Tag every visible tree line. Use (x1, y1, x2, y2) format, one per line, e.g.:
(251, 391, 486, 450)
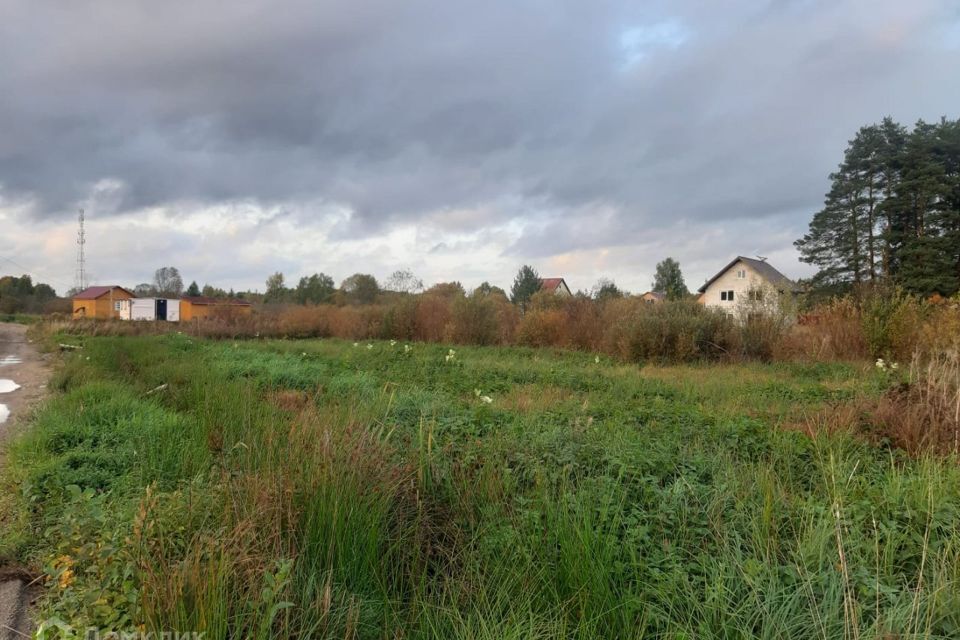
(1, 255, 692, 316)
(796, 116, 960, 297)
(258, 259, 691, 309)
(0, 275, 61, 314)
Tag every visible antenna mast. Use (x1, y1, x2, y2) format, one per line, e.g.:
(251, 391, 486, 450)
(75, 208, 87, 291)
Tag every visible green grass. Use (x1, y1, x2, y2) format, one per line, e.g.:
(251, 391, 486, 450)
(4, 334, 960, 639)
(0, 312, 42, 324)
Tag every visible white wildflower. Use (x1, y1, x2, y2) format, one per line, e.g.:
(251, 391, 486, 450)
(594, 355, 600, 364)
(875, 358, 886, 371)
(404, 344, 412, 353)
(367, 344, 373, 350)
(480, 395, 493, 404)
(353, 342, 359, 347)
(445, 348, 457, 363)
(890, 362, 899, 370)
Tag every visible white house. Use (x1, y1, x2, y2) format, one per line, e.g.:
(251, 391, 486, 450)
(539, 278, 572, 296)
(698, 256, 797, 315)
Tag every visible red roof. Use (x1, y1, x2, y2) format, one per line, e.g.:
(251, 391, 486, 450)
(539, 278, 568, 292)
(72, 286, 135, 300)
(182, 296, 252, 306)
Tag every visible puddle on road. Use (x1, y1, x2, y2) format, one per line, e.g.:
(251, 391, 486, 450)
(0, 379, 20, 393)
(0, 404, 8, 423)
(0, 355, 23, 366)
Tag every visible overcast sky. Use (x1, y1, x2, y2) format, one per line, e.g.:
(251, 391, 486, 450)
(2, 1, 958, 295)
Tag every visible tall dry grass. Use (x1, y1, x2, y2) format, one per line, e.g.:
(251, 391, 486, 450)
(45, 290, 960, 365)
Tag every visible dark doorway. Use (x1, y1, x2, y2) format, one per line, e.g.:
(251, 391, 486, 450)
(156, 298, 168, 321)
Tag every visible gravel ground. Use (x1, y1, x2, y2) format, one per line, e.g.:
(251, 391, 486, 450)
(0, 322, 51, 639)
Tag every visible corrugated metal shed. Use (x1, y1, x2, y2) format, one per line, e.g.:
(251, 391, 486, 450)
(130, 298, 156, 321)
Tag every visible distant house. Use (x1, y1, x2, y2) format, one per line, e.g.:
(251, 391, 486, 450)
(72, 286, 136, 319)
(180, 296, 253, 321)
(539, 278, 572, 296)
(698, 256, 797, 315)
(640, 291, 665, 304)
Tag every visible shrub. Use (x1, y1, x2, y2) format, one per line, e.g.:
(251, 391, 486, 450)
(599, 297, 647, 358)
(612, 300, 736, 362)
(561, 296, 603, 351)
(328, 306, 384, 340)
(860, 286, 925, 359)
(516, 309, 567, 348)
(449, 295, 500, 346)
(381, 297, 419, 340)
(414, 295, 452, 342)
(276, 305, 332, 338)
(918, 299, 960, 353)
(781, 297, 866, 360)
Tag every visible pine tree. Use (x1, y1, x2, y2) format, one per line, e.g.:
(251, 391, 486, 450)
(795, 161, 871, 292)
(510, 265, 541, 311)
(798, 117, 960, 297)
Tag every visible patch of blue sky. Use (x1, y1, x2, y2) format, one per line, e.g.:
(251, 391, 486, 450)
(619, 19, 691, 68)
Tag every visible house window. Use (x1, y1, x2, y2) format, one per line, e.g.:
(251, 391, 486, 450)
(748, 290, 764, 302)
(114, 301, 123, 311)
(720, 290, 735, 301)
(736, 269, 746, 279)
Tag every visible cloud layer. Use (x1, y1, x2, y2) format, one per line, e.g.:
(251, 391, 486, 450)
(2, 0, 959, 293)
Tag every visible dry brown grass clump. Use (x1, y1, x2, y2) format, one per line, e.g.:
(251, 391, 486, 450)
(797, 350, 960, 457)
(499, 384, 575, 413)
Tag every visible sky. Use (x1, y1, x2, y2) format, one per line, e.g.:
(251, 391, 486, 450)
(2, 0, 959, 296)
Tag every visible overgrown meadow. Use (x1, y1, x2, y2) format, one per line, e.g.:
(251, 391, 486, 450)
(3, 334, 960, 639)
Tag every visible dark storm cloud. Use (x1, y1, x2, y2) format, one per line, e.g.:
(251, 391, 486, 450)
(2, 0, 959, 256)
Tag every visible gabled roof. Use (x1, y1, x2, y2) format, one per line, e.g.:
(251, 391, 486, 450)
(72, 285, 136, 300)
(697, 256, 795, 293)
(641, 291, 665, 300)
(539, 277, 569, 292)
(182, 296, 252, 306)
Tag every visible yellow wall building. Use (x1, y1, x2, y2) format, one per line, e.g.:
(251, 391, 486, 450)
(179, 296, 253, 321)
(72, 286, 136, 319)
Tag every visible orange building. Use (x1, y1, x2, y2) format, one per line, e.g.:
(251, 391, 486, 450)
(72, 286, 136, 319)
(179, 296, 253, 321)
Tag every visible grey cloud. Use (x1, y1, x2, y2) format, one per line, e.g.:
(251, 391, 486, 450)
(1, 0, 958, 263)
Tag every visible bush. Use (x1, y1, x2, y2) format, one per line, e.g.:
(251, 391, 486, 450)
(516, 309, 567, 348)
(275, 305, 332, 338)
(860, 286, 925, 359)
(328, 306, 384, 340)
(381, 297, 419, 340)
(609, 300, 736, 362)
(449, 295, 501, 346)
(414, 295, 452, 342)
(561, 296, 603, 351)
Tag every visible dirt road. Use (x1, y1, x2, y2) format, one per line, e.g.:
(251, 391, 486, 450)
(0, 323, 50, 437)
(0, 322, 49, 639)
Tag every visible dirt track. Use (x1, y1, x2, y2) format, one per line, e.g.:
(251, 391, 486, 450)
(0, 323, 50, 437)
(0, 322, 49, 639)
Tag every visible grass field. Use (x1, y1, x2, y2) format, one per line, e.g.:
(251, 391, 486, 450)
(4, 334, 960, 639)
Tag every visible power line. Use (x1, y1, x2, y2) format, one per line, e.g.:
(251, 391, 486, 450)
(0, 255, 75, 294)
